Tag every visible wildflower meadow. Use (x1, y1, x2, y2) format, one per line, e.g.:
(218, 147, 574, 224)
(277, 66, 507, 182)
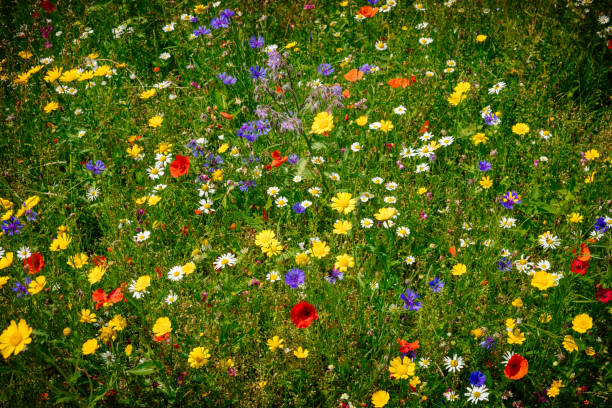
(1, 0, 612, 406)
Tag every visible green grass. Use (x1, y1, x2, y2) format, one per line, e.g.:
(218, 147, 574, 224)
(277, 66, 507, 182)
(0, 0, 611, 406)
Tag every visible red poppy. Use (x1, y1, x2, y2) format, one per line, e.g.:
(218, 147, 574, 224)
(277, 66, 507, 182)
(93, 255, 107, 267)
(220, 112, 233, 120)
(573, 243, 591, 262)
(396, 338, 420, 353)
(264, 150, 287, 171)
(153, 333, 170, 343)
(571, 258, 589, 275)
(24, 253, 44, 274)
(448, 246, 457, 257)
(504, 354, 528, 380)
(359, 5, 378, 18)
(41, 1, 55, 12)
(419, 120, 429, 133)
(595, 285, 612, 303)
(92, 287, 125, 309)
(290, 301, 319, 328)
(170, 155, 190, 178)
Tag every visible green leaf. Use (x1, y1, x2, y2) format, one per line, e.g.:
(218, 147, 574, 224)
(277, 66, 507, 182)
(127, 361, 158, 376)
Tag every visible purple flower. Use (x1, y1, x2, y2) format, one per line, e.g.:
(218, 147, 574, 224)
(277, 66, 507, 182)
(237, 120, 270, 142)
(190, 16, 198, 23)
(12, 278, 30, 299)
(249, 35, 264, 49)
(292, 203, 305, 214)
(469, 371, 486, 386)
(498, 257, 512, 272)
(428, 278, 444, 293)
(220, 9, 235, 20)
(249, 65, 266, 79)
(193, 26, 211, 37)
(400, 289, 422, 311)
(1, 216, 24, 236)
(359, 63, 372, 74)
(217, 72, 237, 85)
(594, 217, 608, 232)
(480, 336, 496, 350)
(284, 268, 305, 289)
(500, 191, 521, 210)
(325, 268, 344, 284)
(484, 113, 500, 126)
(85, 160, 106, 174)
(317, 63, 334, 76)
(210, 17, 229, 29)
(288, 154, 299, 165)
(201, 292, 209, 303)
(478, 161, 491, 171)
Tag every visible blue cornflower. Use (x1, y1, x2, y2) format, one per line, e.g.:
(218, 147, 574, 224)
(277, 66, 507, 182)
(249, 65, 266, 80)
(469, 371, 487, 386)
(367, 0, 379, 4)
(478, 161, 492, 171)
(400, 289, 422, 311)
(12, 278, 30, 299)
(325, 268, 344, 284)
(594, 217, 608, 232)
(217, 72, 237, 85)
(85, 160, 106, 174)
(359, 63, 372, 74)
(285, 268, 305, 289)
(186, 139, 205, 157)
(500, 191, 521, 210)
(1, 216, 24, 236)
(249, 35, 264, 49)
(237, 120, 270, 142)
(220, 9, 235, 20)
(428, 278, 444, 293)
(288, 154, 299, 165)
(498, 257, 512, 272)
(317, 63, 334, 76)
(210, 17, 229, 29)
(484, 113, 500, 126)
(238, 180, 256, 192)
(292, 203, 305, 214)
(480, 336, 496, 350)
(193, 26, 211, 37)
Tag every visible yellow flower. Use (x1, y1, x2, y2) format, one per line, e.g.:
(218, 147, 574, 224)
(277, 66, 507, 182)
(88, 266, 106, 285)
(547, 386, 560, 398)
(310, 241, 330, 259)
(585, 346, 595, 356)
(211, 169, 223, 182)
(447, 91, 466, 106)
(379, 120, 394, 133)
(539, 313, 552, 323)
(188, 347, 210, 368)
(49, 233, 71, 251)
(182, 262, 196, 275)
(476, 34, 487, 42)
(148, 115, 163, 128)
(18, 51, 33, 59)
(82, 339, 99, 355)
(512, 123, 530, 135)
(59, 68, 79, 82)
(505, 318, 516, 330)
(44, 67, 63, 83)
(125, 344, 133, 356)
(0, 276, 9, 289)
(567, 212, 583, 223)
(410, 376, 421, 388)
(152, 317, 172, 337)
(584, 149, 599, 161)
(479, 176, 493, 189)
(0, 198, 13, 211)
(374, 207, 397, 221)
(98, 326, 116, 342)
(79, 309, 97, 323)
(531, 270, 555, 291)
(285, 41, 297, 49)
(389, 356, 415, 379)
(333, 220, 352, 235)
(126, 144, 143, 159)
(417, 187, 428, 195)
(262, 240, 283, 257)
(255, 230, 276, 247)
(27, 276, 46, 295)
(334, 254, 355, 272)
(13, 72, 31, 85)
(62, 327, 71, 336)
(293, 346, 309, 358)
(512, 298, 523, 308)
(472, 133, 488, 145)
(331, 192, 356, 214)
(355, 115, 368, 126)
(454, 82, 471, 93)
(77, 70, 94, 81)
(295, 252, 310, 266)
(371, 390, 390, 408)
(266, 336, 284, 351)
(470, 328, 484, 339)
(0, 253, 13, 270)
(507, 329, 526, 345)
(94, 65, 111, 77)
(140, 89, 157, 99)
(133, 275, 151, 292)
(562, 335, 578, 352)
(44, 101, 59, 113)
(572, 313, 593, 334)
(311, 111, 334, 135)
(340, 1, 349, 6)
(451, 263, 467, 276)
(218, 143, 229, 154)
(0, 319, 33, 359)
(147, 195, 161, 206)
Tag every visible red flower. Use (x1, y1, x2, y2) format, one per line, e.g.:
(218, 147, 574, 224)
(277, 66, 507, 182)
(24, 253, 44, 274)
(359, 5, 378, 18)
(169, 155, 190, 178)
(396, 338, 420, 353)
(93, 255, 107, 267)
(290, 301, 318, 328)
(41, 1, 55, 12)
(504, 354, 528, 380)
(264, 150, 287, 171)
(92, 287, 125, 309)
(595, 285, 612, 303)
(571, 258, 589, 275)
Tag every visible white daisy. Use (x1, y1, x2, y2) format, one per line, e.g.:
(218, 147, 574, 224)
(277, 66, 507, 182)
(360, 218, 374, 228)
(308, 187, 321, 197)
(350, 142, 361, 152)
(415, 163, 430, 173)
(213, 252, 237, 270)
(133, 230, 151, 243)
(396, 226, 410, 238)
(465, 385, 489, 404)
(499, 217, 516, 228)
(443, 354, 465, 373)
(393, 105, 406, 115)
(159, 52, 171, 60)
(267, 186, 280, 197)
(165, 292, 178, 304)
(16, 247, 31, 260)
(267, 271, 281, 282)
(86, 187, 100, 201)
(198, 198, 214, 214)
(167, 266, 184, 281)
(275, 196, 288, 207)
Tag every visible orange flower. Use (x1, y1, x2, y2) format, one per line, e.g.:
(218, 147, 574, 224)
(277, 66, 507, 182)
(169, 155, 190, 178)
(220, 112, 233, 120)
(388, 75, 417, 88)
(397, 338, 420, 353)
(504, 354, 528, 380)
(359, 5, 378, 18)
(344, 69, 364, 82)
(448, 246, 457, 257)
